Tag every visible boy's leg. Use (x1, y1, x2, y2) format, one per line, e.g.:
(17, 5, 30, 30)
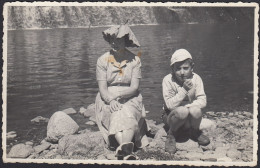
(189, 106, 202, 130)
(165, 106, 189, 154)
(189, 106, 210, 146)
(168, 106, 189, 134)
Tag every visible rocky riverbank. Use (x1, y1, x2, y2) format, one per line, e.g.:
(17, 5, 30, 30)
(7, 104, 254, 162)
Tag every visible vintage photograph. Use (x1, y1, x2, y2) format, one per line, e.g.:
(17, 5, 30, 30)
(2, 2, 258, 166)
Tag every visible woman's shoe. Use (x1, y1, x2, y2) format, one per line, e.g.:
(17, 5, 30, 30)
(115, 142, 134, 160)
(123, 154, 137, 160)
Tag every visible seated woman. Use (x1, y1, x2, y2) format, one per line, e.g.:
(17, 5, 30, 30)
(95, 24, 148, 160)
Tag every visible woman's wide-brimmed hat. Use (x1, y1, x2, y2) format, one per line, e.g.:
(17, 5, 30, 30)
(102, 24, 140, 48)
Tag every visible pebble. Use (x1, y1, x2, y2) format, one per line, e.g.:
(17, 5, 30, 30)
(89, 116, 96, 123)
(33, 142, 51, 154)
(184, 152, 203, 161)
(55, 154, 62, 159)
(227, 149, 241, 159)
(97, 154, 107, 160)
(62, 108, 77, 115)
(228, 112, 234, 117)
(79, 107, 87, 115)
(237, 114, 245, 119)
(106, 153, 117, 160)
(206, 111, 216, 116)
(7, 131, 17, 139)
(220, 118, 228, 122)
(85, 121, 96, 126)
(50, 144, 59, 150)
(243, 112, 253, 118)
(31, 116, 49, 123)
(25, 141, 34, 146)
(217, 157, 233, 162)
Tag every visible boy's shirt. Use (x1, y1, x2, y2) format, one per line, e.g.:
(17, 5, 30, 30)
(162, 72, 207, 111)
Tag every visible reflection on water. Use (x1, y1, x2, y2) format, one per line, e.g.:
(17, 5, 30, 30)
(7, 23, 254, 142)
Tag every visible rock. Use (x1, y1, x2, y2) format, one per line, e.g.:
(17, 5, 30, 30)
(97, 154, 107, 160)
(217, 157, 233, 162)
(27, 153, 39, 159)
(25, 141, 33, 146)
(41, 139, 48, 144)
(85, 121, 96, 126)
(206, 111, 216, 116)
(154, 127, 167, 140)
(151, 139, 165, 149)
(243, 120, 251, 127)
(149, 141, 157, 147)
(50, 144, 59, 150)
(184, 152, 203, 161)
(89, 116, 96, 123)
(33, 142, 51, 154)
(216, 121, 226, 128)
(79, 107, 87, 115)
(31, 116, 49, 123)
(228, 112, 234, 117)
(227, 149, 241, 160)
(82, 104, 95, 118)
(220, 118, 228, 122)
(55, 154, 62, 159)
(8, 144, 34, 158)
(106, 153, 117, 160)
(58, 130, 104, 158)
(243, 112, 253, 118)
(176, 139, 199, 151)
(200, 118, 217, 130)
(62, 108, 77, 115)
(237, 114, 245, 119)
(201, 152, 226, 161)
(176, 150, 188, 156)
(201, 142, 215, 151)
(215, 146, 229, 153)
(46, 111, 79, 143)
(7, 131, 17, 140)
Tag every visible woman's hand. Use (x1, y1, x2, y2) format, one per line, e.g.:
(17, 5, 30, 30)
(109, 100, 122, 113)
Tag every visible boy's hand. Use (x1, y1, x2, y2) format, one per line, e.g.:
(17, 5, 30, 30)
(183, 79, 193, 91)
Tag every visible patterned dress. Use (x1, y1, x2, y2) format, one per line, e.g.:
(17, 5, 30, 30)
(95, 50, 148, 149)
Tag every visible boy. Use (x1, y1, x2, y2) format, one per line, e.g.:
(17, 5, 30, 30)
(162, 49, 210, 154)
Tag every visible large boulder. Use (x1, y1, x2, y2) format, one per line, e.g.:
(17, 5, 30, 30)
(8, 144, 34, 158)
(46, 111, 79, 143)
(57, 130, 104, 158)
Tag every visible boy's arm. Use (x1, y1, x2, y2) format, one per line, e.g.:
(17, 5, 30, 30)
(162, 77, 188, 111)
(185, 76, 207, 108)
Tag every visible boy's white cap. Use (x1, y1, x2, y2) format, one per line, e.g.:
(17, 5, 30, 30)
(170, 49, 192, 66)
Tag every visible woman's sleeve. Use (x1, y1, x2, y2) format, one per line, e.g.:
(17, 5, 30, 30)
(132, 56, 142, 79)
(96, 56, 107, 81)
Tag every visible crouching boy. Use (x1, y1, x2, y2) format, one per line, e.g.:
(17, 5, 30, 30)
(162, 49, 210, 154)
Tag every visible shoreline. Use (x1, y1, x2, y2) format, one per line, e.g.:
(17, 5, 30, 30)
(5, 105, 254, 162)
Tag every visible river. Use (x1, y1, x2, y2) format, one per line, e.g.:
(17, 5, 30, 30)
(6, 23, 254, 144)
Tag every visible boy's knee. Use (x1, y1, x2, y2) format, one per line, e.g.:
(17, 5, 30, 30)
(174, 106, 189, 120)
(189, 106, 202, 119)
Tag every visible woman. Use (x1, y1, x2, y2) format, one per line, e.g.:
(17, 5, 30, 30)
(95, 24, 148, 160)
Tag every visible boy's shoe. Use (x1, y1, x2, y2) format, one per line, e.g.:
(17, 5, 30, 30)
(165, 134, 177, 154)
(190, 129, 210, 146)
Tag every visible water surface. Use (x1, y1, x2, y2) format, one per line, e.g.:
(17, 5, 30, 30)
(7, 23, 254, 143)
